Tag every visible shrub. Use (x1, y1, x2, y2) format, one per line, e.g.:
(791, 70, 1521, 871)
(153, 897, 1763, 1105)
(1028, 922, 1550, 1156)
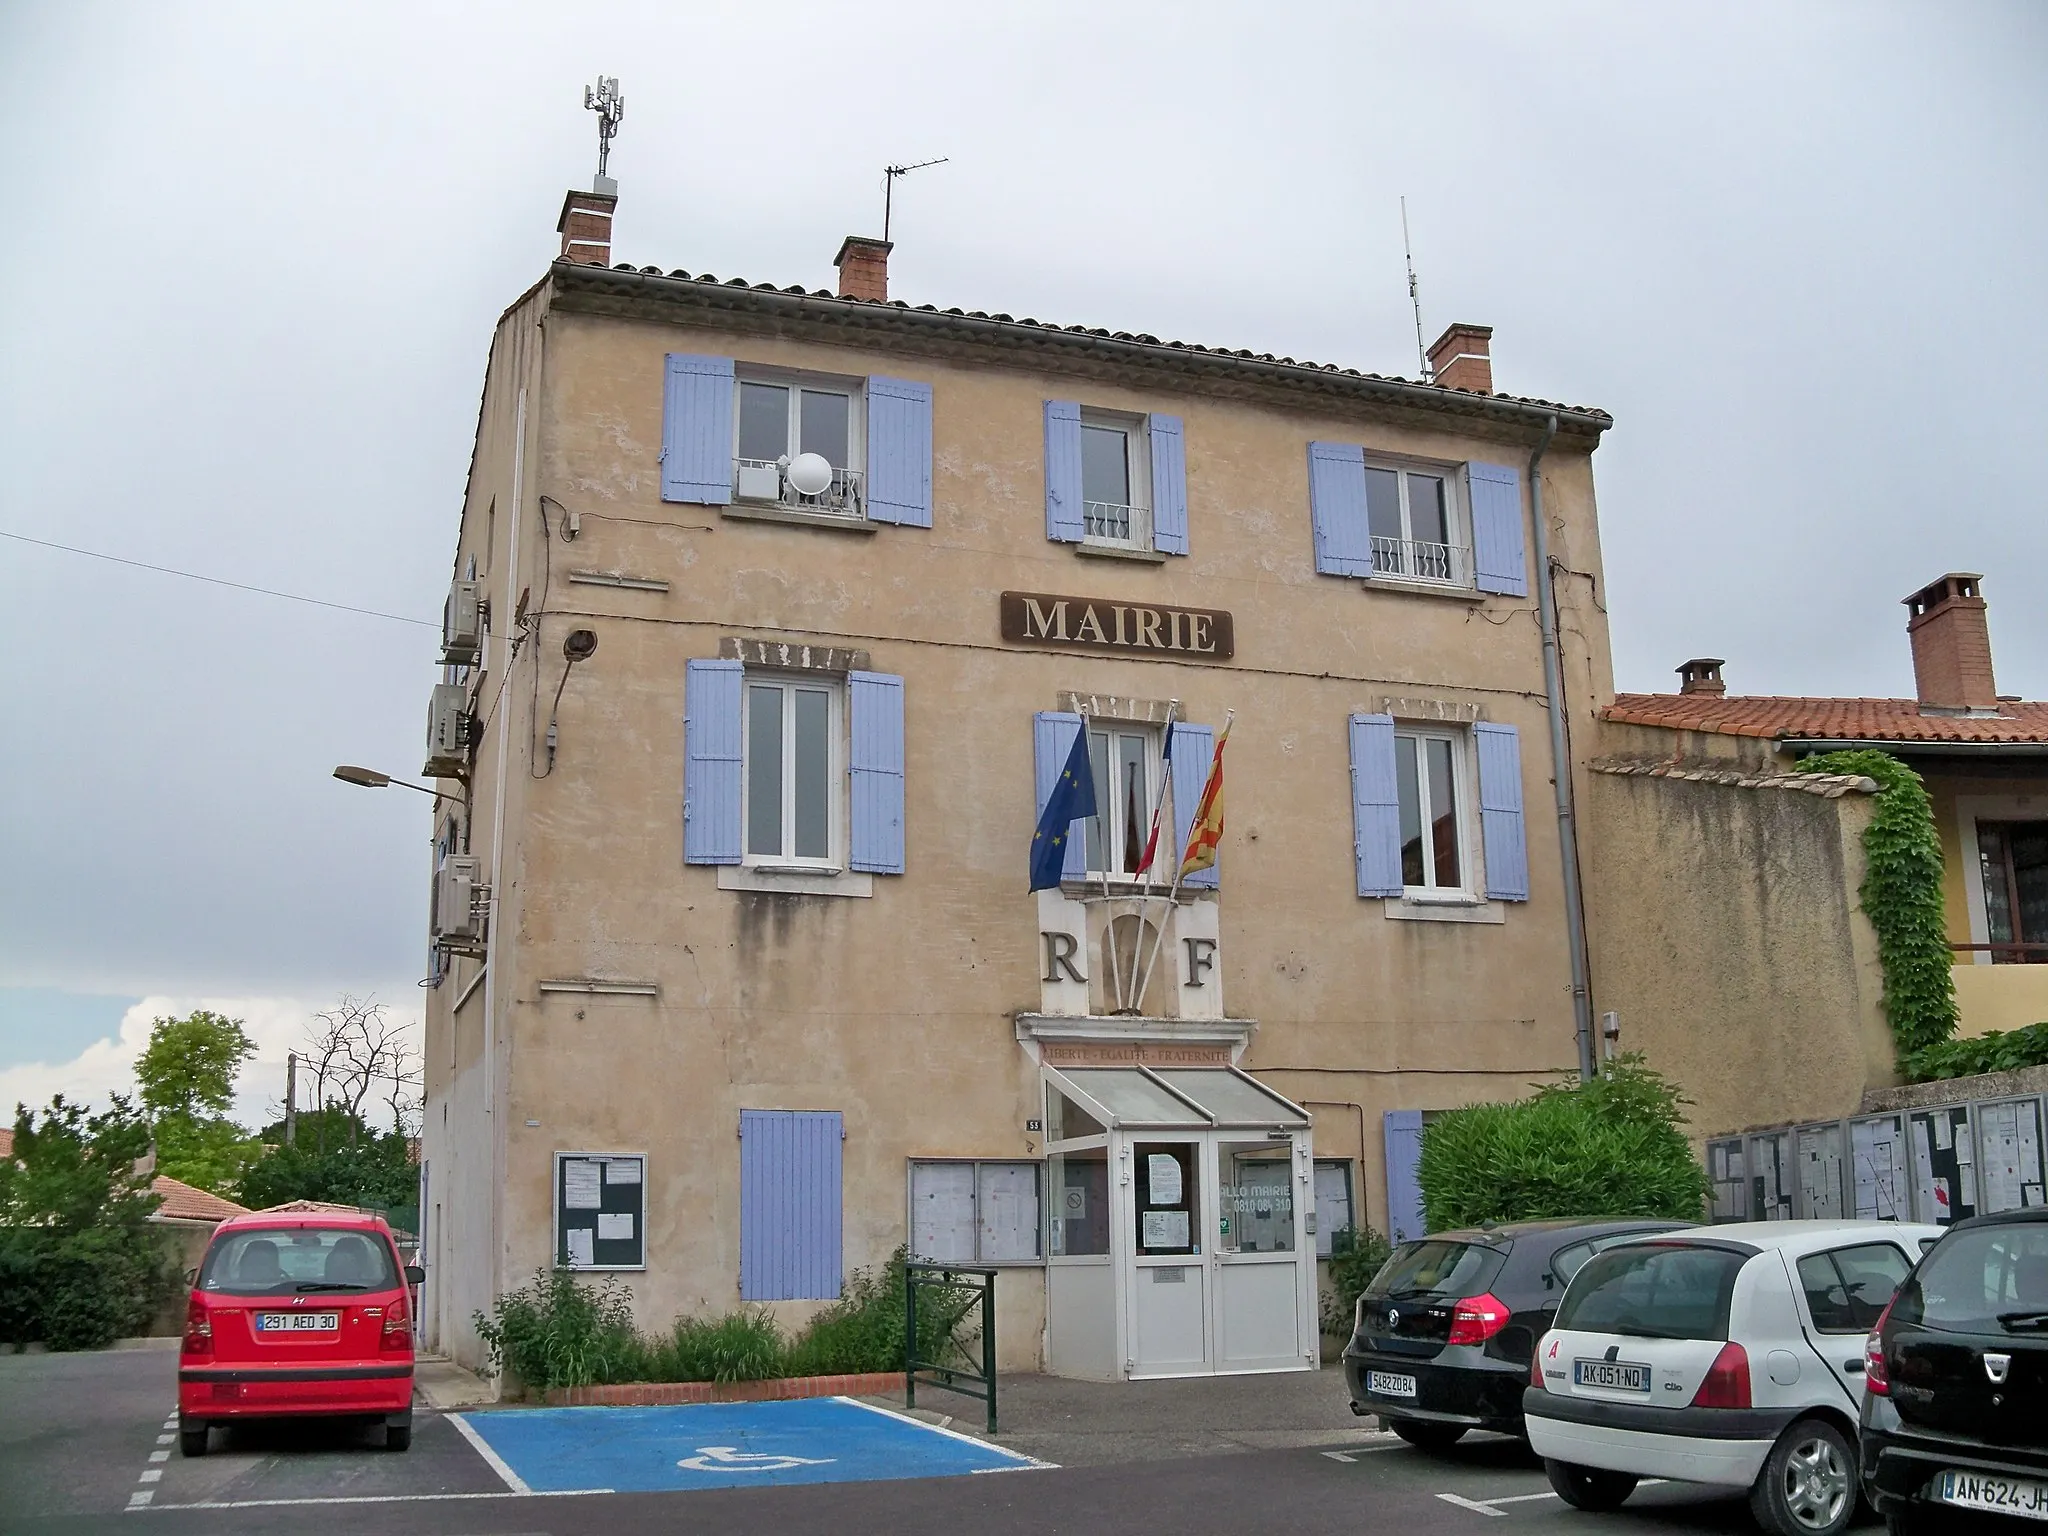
(787, 1249, 977, 1377)
(1417, 1056, 1708, 1231)
(1900, 1020, 2048, 1083)
(650, 1309, 783, 1384)
(1319, 1226, 1392, 1337)
(473, 1268, 645, 1391)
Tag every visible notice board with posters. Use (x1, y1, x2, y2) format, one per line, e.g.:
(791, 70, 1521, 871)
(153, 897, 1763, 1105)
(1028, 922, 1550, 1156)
(554, 1151, 646, 1270)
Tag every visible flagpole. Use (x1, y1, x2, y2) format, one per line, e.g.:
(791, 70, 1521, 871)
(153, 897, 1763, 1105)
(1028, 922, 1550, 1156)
(1093, 720, 1129, 1012)
(1127, 700, 1180, 1010)
(1140, 706, 1229, 1009)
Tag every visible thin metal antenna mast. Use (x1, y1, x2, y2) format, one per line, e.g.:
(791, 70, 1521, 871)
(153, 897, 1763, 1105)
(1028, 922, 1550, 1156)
(883, 157, 948, 243)
(1402, 196, 1430, 380)
(584, 76, 624, 179)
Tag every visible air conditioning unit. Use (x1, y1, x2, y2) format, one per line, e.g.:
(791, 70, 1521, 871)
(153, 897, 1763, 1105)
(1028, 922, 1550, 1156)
(442, 579, 482, 666)
(736, 463, 782, 502)
(431, 854, 487, 953)
(424, 683, 471, 778)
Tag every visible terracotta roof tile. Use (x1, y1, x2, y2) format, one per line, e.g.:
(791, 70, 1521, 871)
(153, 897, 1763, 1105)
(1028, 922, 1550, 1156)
(150, 1175, 247, 1223)
(1604, 694, 2048, 745)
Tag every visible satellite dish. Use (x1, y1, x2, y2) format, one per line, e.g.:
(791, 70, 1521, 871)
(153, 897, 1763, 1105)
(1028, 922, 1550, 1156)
(786, 452, 834, 497)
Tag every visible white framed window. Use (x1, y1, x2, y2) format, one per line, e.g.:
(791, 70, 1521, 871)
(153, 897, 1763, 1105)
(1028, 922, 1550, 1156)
(1395, 728, 1472, 895)
(1365, 459, 1471, 587)
(908, 1159, 1043, 1265)
(733, 369, 865, 518)
(1313, 1160, 1354, 1258)
(743, 673, 842, 868)
(1957, 796, 2048, 965)
(1083, 721, 1169, 878)
(1079, 409, 1151, 550)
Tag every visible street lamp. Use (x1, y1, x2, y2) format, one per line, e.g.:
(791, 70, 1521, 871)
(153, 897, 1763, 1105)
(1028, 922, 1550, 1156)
(333, 765, 463, 807)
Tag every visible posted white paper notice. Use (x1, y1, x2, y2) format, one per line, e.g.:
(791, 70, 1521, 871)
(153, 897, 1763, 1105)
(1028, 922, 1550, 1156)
(1147, 1154, 1183, 1206)
(597, 1212, 634, 1242)
(605, 1159, 642, 1185)
(563, 1159, 603, 1209)
(1142, 1209, 1190, 1249)
(566, 1227, 595, 1266)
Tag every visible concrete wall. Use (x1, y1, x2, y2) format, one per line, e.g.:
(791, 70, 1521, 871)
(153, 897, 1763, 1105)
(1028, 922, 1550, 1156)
(1583, 765, 1891, 1137)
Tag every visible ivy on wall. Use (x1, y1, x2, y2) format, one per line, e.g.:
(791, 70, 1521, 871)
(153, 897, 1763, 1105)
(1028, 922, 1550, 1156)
(1796, 749, 1958, 1059)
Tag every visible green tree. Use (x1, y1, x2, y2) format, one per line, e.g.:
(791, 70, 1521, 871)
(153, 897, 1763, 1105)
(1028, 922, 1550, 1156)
(134, 1011, 261, 1196)
(238, 1107, 415, 1213)
(0, 1095, 175, 1350)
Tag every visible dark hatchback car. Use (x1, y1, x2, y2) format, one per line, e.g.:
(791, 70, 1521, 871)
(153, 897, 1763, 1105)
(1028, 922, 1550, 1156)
(1344, 1218, 1691, 1448)
(1860, 1207, 2048, 1532)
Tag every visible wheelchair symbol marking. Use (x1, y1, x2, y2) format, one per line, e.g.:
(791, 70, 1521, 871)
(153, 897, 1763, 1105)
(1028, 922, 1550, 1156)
(676, 1445, 836, 1473)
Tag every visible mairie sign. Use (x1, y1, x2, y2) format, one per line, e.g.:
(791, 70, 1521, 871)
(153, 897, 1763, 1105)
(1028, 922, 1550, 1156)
(999, 590, 1234, 660)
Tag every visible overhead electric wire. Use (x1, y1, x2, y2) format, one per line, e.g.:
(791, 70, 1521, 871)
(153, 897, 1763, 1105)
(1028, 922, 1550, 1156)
(0, 529, 437, 629)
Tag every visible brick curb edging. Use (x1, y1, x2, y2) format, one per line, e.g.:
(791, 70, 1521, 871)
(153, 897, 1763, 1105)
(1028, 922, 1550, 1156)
(544, 1372, 901, 1407)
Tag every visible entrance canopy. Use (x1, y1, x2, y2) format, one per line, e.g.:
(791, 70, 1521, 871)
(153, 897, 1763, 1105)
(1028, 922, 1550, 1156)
(1045, 1064, 1309, 1133)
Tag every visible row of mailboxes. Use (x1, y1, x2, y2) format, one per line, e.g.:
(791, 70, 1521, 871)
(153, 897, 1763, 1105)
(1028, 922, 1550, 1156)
(1706, 1091, 2046, 1227)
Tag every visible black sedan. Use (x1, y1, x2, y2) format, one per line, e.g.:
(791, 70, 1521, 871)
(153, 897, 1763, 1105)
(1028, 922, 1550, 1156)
(1343, 1217, 1691, 1449)
(1860, 1206, 2048, 1533)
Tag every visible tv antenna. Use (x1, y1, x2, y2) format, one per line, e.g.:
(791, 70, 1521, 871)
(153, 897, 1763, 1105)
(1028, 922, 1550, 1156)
(883, 157, 948, 243)
(585, 75, 624, 179)
(1401, 196, 1430, 380)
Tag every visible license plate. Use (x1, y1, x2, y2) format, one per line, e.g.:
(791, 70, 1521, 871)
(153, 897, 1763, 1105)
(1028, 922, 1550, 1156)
(1934, 1470, 2048, 1520)
(1574, 1358, 1651, 1392)
(255, 1312, 339, 1332)
(1367, 1370, 1417, 1399)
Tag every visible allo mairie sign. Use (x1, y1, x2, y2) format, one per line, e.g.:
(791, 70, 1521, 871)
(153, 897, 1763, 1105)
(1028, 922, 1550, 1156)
(999, 590, 1235, 660)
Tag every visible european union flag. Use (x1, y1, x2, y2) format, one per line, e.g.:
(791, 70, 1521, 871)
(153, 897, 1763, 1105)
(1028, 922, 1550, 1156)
(1029, 726, 1097, 892)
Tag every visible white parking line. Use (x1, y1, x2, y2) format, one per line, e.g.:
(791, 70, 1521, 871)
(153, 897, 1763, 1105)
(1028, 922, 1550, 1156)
(1436, 1479, 1668, 1517)
(447, 1412, 535, 1494)
(833, 1395, 1058, 1468)
(139, 1490, 615, 1510)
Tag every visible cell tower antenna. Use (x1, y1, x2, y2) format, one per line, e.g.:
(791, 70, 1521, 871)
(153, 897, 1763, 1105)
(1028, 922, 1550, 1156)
(584, 76, 624, 181)
(883, 157, 948, 243)
(1402, 196, 1431, 380)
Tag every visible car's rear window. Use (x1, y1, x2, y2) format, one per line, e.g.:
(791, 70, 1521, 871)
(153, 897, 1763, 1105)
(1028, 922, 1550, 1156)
(1369, 1239, 1507, 1299)
(1555, 1243, 1745, 1341)
(199, 1227, 397, 1295)
(1891, 1224, 2048, 1333)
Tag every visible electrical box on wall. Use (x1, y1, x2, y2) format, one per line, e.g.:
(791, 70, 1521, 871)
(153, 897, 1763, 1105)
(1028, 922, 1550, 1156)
(442, 580, 482, 665)
(424, 683, 471, 778)
(431, 854, 486, 953)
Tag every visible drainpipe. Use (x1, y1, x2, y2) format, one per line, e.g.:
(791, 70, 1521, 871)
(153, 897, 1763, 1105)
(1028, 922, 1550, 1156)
(1525, 414, 1597, 1082)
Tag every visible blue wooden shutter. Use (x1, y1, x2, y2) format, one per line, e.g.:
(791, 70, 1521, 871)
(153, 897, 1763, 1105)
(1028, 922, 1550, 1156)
(1348, 713, 1403, 897)
(1044, 401, 1084, 543)
(1170, 722, 1219, 890)
(865, 377, 933, 527)
(1149, 413, 1188, 555)
(662, 354, 735, 505)
(1383, 1110, 1426, 1244)
(1474, 721, 1530, 901)
(1308, 441, 1371, 576)
(1033, 711, 1088, 882)
(848, 671, 905, 875)
(1468, 461, 1527, 596)
(682, 659, 743, 864)
(739, 1110, 843, 1301)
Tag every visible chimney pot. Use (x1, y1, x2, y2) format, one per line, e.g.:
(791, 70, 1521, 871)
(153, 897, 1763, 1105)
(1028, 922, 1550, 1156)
(834, 235, 893, 303)
(1677, 658, 1727, 697)
(557, 186, 618, 267)
(1426, 322, 1494, 394)
(1903, 572, 1998, 712)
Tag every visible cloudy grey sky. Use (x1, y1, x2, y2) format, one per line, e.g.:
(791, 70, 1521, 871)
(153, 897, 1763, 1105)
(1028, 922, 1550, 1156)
(2, 1, 2043, 1116)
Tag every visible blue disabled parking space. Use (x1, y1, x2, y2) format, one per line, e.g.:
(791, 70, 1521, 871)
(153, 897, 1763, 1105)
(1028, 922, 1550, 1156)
(454, 1396, 1047, 1494)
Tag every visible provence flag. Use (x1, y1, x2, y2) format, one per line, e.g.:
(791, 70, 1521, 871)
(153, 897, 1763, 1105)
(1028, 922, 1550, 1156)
(1178, 716, 1231, 880)
(1029, 726, 1097, 892)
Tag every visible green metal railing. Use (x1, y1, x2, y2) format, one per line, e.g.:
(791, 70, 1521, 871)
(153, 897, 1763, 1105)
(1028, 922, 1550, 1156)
(904, 1263, 997, 1434)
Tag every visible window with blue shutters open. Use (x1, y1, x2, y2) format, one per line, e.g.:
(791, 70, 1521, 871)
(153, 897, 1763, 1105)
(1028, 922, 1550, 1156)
(685, 659, 905, 879)
(1034, 710, 1219, 888)
(662, 354, 933, 528)
(1044, 402, 1188, 557)
(1348, 713, 1528, 906)
(1309, 446, 1526, 597)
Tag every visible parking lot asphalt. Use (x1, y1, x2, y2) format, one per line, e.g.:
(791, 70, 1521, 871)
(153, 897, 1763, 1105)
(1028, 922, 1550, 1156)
(1, 1347, 1911, 1536)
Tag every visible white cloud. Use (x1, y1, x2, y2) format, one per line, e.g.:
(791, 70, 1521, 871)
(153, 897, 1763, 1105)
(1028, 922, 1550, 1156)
(0, 994, 422, 1133)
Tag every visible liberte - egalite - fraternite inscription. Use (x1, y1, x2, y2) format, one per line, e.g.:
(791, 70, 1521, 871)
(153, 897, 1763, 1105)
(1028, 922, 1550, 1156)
(999, 591, 1235, 660)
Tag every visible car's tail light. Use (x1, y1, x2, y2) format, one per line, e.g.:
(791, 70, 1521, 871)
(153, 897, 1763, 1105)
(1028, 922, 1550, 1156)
(1864, 1295, 1896, 1396)
(1529, 1344, 1546, 1390)
(182, 1295, 213, 1356)
(380, 1294, 412, 1351)
(1691, 1341, 1751, 1408)
(1446, 1293, 1510, 1346)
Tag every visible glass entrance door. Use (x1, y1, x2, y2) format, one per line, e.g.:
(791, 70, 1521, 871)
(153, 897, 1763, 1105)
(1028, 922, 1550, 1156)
(1126, 1139, 1209, 1377)
(1214, 1137, 1310, 1372)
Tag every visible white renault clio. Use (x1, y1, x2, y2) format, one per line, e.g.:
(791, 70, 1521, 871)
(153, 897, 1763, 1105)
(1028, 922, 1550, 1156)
(1524, 1222, 1942, 1536)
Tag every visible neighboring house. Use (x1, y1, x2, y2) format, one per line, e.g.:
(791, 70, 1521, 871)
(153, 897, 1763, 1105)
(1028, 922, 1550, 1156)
(1587, 573, 2047, 1139)
(418, 175, 1621, 1380)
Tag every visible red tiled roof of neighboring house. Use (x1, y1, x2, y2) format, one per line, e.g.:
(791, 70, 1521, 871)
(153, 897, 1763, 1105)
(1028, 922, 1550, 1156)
(255, 1199, 378, 1216)
(1604, 694, 2048, 745)
(150, 1175, 247, 1223)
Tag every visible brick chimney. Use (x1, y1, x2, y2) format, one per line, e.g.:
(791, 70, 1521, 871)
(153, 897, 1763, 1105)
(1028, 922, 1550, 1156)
(1427, 322, 1493, 393)
(1904, 573, 1998, 713)
(1676, 658, 1727, 696)
(834, 236, 892, 302)
(557, 178, 618, 266)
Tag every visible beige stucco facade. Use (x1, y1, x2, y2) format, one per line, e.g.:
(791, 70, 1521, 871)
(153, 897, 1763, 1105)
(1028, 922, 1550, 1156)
(418, 243, 1617, 1375)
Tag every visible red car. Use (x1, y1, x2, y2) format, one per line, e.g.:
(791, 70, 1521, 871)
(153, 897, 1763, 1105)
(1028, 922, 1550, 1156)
(178, 1211, 422, 1455)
